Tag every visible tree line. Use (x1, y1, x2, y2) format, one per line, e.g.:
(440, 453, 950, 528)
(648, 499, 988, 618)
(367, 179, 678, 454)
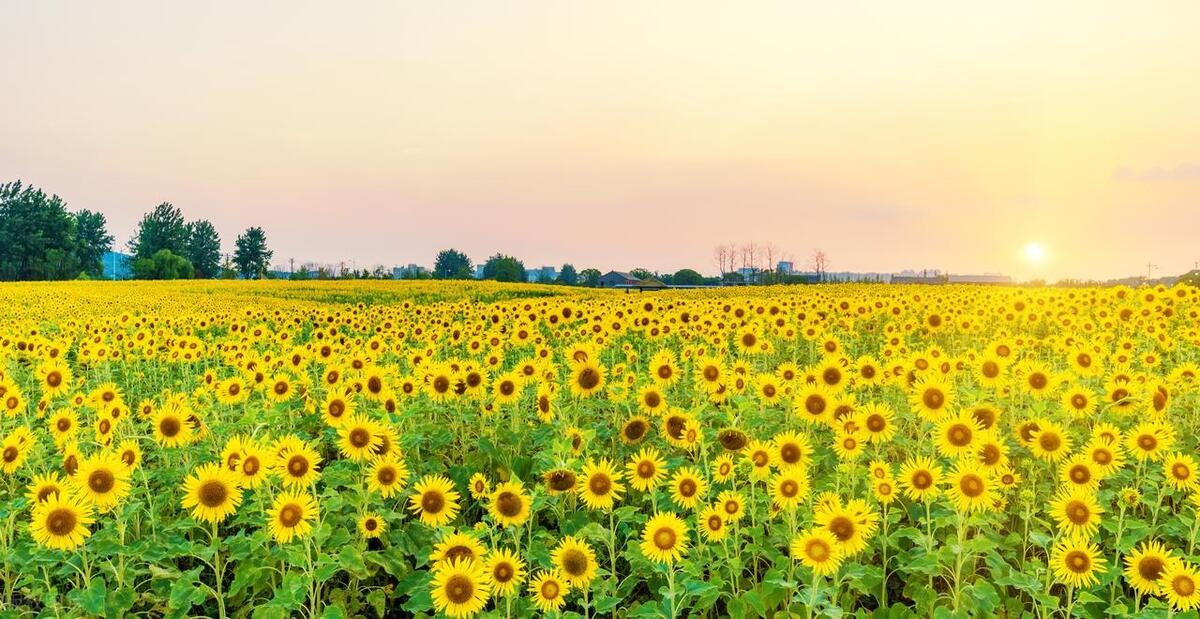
(0, 180, 273, 281)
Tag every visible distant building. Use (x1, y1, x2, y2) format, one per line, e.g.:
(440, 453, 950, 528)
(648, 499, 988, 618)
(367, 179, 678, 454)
(948, 274, 1013, 285)
(393, 264, 427, 279)
(526, 266, 558, 283)
(599, 271, 641, 288)
(474, 264, 487, 279)
(101, 251, 132, 280)
(776, 261, 794, 275)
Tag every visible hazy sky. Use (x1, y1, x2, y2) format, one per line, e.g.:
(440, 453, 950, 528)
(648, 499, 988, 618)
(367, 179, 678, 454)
(3, 2, 1199, 281)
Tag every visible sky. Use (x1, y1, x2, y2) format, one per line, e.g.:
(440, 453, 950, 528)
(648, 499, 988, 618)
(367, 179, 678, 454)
(3, 2, 1199, 282)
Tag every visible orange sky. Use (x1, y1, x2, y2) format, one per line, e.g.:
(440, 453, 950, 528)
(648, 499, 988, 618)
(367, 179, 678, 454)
(3, 2, 1198, 280)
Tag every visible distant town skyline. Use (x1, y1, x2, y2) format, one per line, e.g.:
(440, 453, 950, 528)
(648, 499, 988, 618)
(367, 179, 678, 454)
(4, 2, 1199, 282)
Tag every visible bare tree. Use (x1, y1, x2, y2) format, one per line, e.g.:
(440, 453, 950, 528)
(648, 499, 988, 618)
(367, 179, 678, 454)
(713, 245, 727, 276)
(763, 242, 778, 283)
(810, 249, 829, 282)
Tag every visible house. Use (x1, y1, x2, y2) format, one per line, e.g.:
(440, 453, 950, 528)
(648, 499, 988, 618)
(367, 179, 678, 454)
(776, 261, 794, 275)
(526, 266, 558, 283)
(599, 271, 641, 288)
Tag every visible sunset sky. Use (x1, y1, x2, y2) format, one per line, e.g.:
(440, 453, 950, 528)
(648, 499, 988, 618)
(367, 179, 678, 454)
(3, 2, 1198, 281)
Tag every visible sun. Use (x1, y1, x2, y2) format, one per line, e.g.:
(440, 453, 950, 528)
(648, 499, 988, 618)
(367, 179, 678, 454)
(1022, 242, 1047, 264)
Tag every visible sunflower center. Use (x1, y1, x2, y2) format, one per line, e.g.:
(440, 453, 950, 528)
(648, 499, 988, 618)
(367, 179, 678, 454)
(653, 527, 677, 550)
(912, 471, 933, 489)
(1138, 556, 1166, 581)
(1, 447, 17, 463)
(1071, 394, 1087, 409)
(433, 376, 450, 394)
(198, 480, 228, 507)
(445, 545, 474, 563)
(1067, 501, 1090, 524)
(1065, 550, 1090, 573)
(1070, 465, 1090, 483)
(636, 461, 656, 479)
(624, 421, 648, 441)
(349, 428, 371, 448)
(420, 489, 446, 513)
(922, 389, 944, 410)
(780, 480, 799, 497)
(88, 469, 115, 494)
(367, 377, 382, 394)
(589, 473, 612, 496)
(492, 562, 513, 582)
(46, 507, 77, 536)
(982, 361, 999, 378)
(1038, 432, 1062, 452)
(561, 549, 588, 576)
(805, 395, 826, 415)
(806, 539, 830, 561)
(496, 492, 522, 517)
(867, 415, 885, 432)
(159, 416, 181, 437)
(829, 516, 854, 541)
(1175, 575, 1197, 597)
(287, 456, 309, 477)
(445, 574, 475, 604)
(364, 518, 378, 531)
(541, 579, 560, 600)
(328, 401, 345, 417)
(1029, 373, 1047, 390)
(1138, 435, 1157, 450)
(980, 444, 1001, 465)
(703, 366, 719, 381)
(577, 368, 600, 390)
(949, 425, 971, 446)
(644, 392, 661, 408)
(278, 504, 303, 527)
(242, 456, 260, 476)
(960, 475, 983, 498)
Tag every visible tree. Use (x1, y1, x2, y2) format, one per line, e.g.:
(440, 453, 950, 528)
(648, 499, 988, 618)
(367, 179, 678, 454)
(72, 210, 113, 278)
(130, 203, 188, 262)
(433, 249, 473, 279)
(185, 220, 222, 278)
(556, 264, 578, 286)
(481, 254, 527, 282)
(810, 249, 829, 282)
(579, 268, 601, 287)
(233, 227, 273, 279)
(672, 268, 705, 285)
(629, 268, 654, 280)
(131, 249, 194, 280)
(0, 181, 79, 280)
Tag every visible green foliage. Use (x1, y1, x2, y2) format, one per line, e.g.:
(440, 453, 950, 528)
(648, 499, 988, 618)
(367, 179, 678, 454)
(73, 209, 114, 277)
(130, 203, 189, 262)
(671, 268, 705, 285)
(131, 249, 195, 280)
(0, 180, 109, 281)
(432, 249, 473, 279)
(185, 220, 222, 279)
(579, 267, 602, 287)
(557, 263, 579, 285)
(233, 226, 273, 279)
(481, 253, 527, 282)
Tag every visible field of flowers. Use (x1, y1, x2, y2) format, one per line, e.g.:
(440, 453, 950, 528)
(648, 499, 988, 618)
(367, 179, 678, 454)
(1, 280, 1199, 618)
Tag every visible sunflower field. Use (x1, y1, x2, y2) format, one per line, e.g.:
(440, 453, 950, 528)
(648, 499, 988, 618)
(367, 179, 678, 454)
(2, 280, 1200, 618)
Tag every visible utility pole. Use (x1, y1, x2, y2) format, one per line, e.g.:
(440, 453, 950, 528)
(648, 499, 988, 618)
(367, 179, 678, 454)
(1146, 263, 1157, 279)
(289, 258, 294, 275)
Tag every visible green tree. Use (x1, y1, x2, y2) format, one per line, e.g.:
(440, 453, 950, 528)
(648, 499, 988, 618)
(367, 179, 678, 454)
(433, 249, 473, 279)
(672, 268, 705, 285)
(130, 203, 188, 262)
(0, 181, 78, 280)
(481, 254, 527, 282)
(131, 249, 194, 280)
(579, 268, 601, 287)
(72, 210, 113, 278)
(629, 268, 654, 280)
(233, 227, 273, 279)
(556, 264, 579, 286)
(185, 220, 222, 278)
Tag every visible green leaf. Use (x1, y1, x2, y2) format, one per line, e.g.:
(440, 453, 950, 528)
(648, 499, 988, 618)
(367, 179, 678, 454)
(79, 576, 107, 615)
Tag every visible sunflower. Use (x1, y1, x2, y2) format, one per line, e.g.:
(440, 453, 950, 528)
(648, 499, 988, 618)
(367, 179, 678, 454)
(26, 472, 67, 504)
(0, 434, 29, 474)
(934, 413, 983, 459)
(898, 456, 942, 502)
(1124, 540, 1177, 596)
(640, 512, 689, 564)
(181, 463, 243, 524)
(909, 373, 955, 420)
(491, 371, 521, 406)
(29, 492, 94, 550)
(619, 416, 651, 444)
(698, 505, 729, 542)
(772, 431, 814, 470)
(693, 356, 726, 393)
(468, 473, 492, 499)
(1164, 453, 1200, 492)
(711, 454, 735, 483)
(528, 570, 570, 612)
(745, 440, 774, 480)
(267, 490, 318, 543)
(1049, 489, 1103, 538)
(814, 497, 878, 556)
(832, 430, 866, 461)
(626, 448, 668, 492)
(790, 528, 843, 576)
(1029, 420, 1071, 462)
(431, 531, 489, 567)
(944, 463, 995, 514)
(336, 413, 384, 461)
(1061, 386, 1096, 418)
(716, 490, 746, 522)
(489, 481, 531, 528)
(430, 558, 491, 618)
(358, 513, 386, 539)
(649, 350, 680, 387)
(858, 403, 896, 444)
(792, 384, 835, 426)
(409, 474, 461, 527)
(872, 477, 899, 505)
(484, 548, 526, 597)
(669, 467, 708, 510)
(636, 385, 668, 416)
(275, 438, 323, 488)
(1126, 421, 1174, 462)
(542, 468, 577, 496)
(47, 409, 78, 445)
(552, 536, 599, 588)
(1163, 562, 1200, 611)
(568, 360, 606, 398)
(70, 452, 131, 512)
(1018, 361, 1060, 398)
(770, 467, 810, 512)
(320, 391, 355, 427)
(152, 406, 193, 448)
(1083, 439, 1125, 477)
(216, 377, 249, 405)
(1051, 536, 1106, 588)
(36, 358, 72, 399)
(1058, 455, 1099, 491)
(578, 459, 624, 510)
